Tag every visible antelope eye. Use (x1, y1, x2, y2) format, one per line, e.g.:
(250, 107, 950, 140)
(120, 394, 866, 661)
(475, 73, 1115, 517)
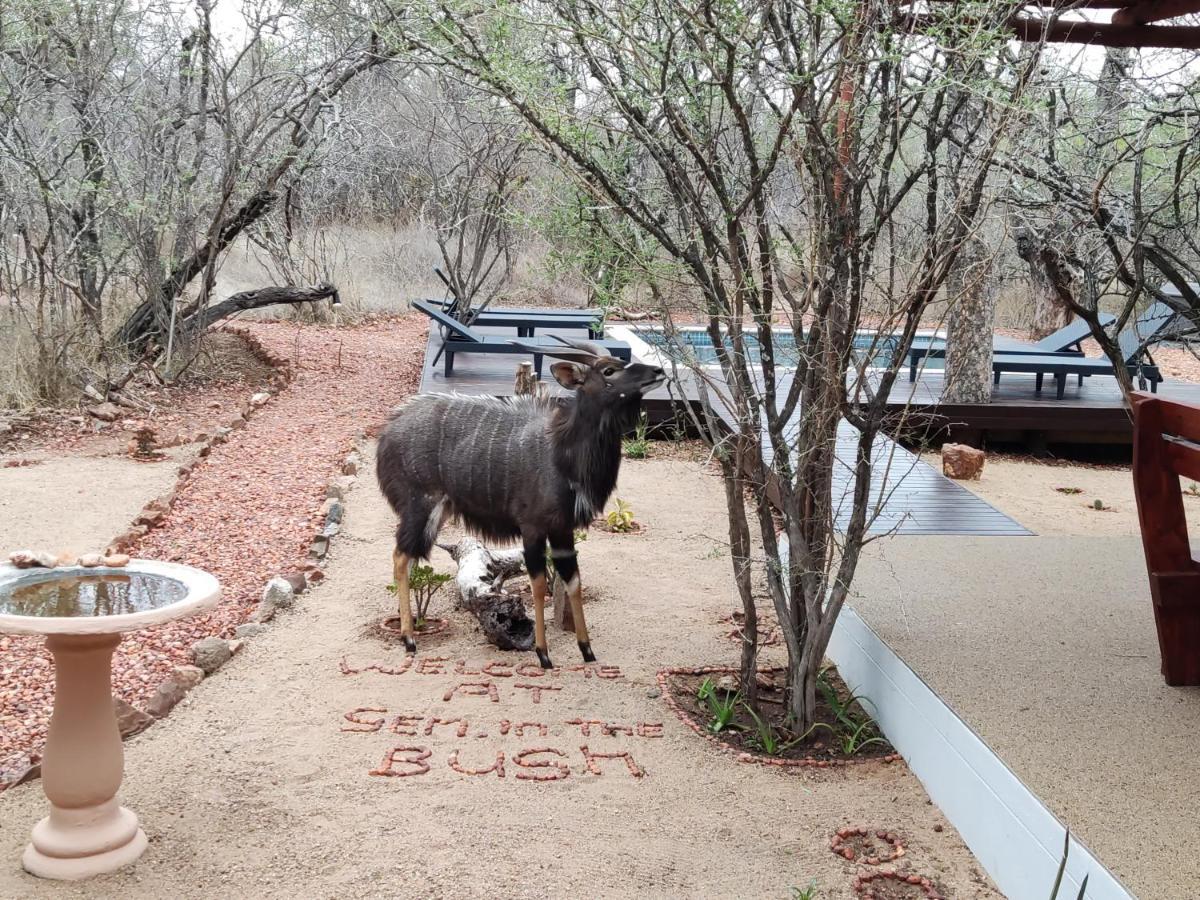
(603, 367, 616, 376)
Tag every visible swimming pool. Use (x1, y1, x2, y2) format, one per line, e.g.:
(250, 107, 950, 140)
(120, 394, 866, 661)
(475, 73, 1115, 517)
(633, 328, 942, 371)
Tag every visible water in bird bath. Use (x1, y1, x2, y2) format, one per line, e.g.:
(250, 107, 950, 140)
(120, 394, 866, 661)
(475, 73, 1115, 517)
(0, 571, 189, 618)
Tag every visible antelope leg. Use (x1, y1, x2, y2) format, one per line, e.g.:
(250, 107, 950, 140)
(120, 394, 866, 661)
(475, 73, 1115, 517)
(531, 573, 551, 669)
(393, 549, 416, 653)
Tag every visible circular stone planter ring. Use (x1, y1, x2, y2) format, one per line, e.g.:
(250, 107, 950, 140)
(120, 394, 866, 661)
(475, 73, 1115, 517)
(380, 615, 450, 638)
(0, 560, 220, 880)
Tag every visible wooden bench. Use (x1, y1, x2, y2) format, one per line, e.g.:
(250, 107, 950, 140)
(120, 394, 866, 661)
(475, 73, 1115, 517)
(1131, 392, 1200, 685)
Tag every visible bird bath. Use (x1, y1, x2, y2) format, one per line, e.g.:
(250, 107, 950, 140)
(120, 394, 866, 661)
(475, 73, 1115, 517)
(0, 560, 219, 880)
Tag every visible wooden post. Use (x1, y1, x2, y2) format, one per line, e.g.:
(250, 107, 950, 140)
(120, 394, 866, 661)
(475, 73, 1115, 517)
(514, 361, 546, 398)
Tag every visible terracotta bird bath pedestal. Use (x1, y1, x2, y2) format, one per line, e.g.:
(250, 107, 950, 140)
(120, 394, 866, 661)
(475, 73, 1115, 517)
(0, 560, 219, 880)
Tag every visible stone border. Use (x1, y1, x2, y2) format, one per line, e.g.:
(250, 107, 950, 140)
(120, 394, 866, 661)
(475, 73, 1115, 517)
(655, 665, 902, 770)
(1, 328, 369, 792)
(851, 870, 943, 899)
(380, 615, 450, 638)
(830, 827, 906, 865)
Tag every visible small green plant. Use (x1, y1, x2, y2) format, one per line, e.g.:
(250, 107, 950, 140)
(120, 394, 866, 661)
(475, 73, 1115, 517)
(605, 498, 638, 533)
(1185, 482, 1200, 498)
(790, 881, 819, 900)
(387, 564, 452, 628)
(622, 413, 650, 459)
(696, 676, 741, 734)
(743, 702, 801, 756)
(1048, 829, 1089, 900)
(1090, 498, 1109, 511)
(799, 668, 890, 756)
(1055, 486, 1083, 495)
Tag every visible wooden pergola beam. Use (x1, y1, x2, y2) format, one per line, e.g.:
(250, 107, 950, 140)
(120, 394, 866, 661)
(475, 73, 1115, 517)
(1111, 0, 1200, 24)
(898, 12, 1200, 47)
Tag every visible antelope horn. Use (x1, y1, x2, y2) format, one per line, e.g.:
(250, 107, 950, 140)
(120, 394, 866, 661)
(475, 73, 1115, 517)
(507, 340, 597, 362)
(550, 334, 607, 357)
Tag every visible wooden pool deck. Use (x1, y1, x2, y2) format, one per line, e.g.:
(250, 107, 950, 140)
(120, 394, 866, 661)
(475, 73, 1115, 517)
(415, 324, 1030, 536)
(887, 366, 1200, 446)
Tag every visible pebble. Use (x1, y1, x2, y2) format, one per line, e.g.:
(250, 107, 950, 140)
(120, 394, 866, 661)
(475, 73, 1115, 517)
(78, 553, 105, 567)
(9, 550, 57, 569)
(103, 554, 131, 567)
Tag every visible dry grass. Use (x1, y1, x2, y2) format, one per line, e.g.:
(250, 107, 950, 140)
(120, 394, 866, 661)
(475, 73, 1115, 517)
(214, 222, 591, 315)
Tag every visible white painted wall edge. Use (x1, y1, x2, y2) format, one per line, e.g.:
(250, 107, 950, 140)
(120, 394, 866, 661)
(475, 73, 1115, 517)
(826, 606, 1134, 900)
(775, 535, 1133, 899)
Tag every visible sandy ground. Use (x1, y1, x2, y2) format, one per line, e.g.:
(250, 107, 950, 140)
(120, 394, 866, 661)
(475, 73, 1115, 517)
(853, 533, 1200, 899)
(0, 452, 188, 555)
(0, 453, 996, 900)
(924, 451, 1200, 537)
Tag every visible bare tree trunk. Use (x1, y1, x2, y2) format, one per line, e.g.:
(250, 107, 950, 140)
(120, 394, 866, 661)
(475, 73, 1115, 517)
(942, 235, 995, 404)
(1016, 227, 1072, 338)
(183, 283, 339, 332)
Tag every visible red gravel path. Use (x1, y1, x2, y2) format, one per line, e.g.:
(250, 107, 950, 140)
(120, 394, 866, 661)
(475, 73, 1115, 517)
(0, 317, 426, 785)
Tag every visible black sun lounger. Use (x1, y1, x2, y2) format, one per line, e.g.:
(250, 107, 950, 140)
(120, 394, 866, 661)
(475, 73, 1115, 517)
(908, 315, 1116, 382)
(990, 354, 1115, 399)
(413, 301, 631, 377)
(425, 298, 603, 338)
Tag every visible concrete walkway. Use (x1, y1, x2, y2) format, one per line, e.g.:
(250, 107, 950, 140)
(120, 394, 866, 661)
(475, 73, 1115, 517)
(853, 533, 1200, 899)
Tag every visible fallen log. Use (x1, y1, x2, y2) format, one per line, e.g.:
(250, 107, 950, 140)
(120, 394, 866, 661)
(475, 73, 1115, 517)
(439, 538, 534, 651)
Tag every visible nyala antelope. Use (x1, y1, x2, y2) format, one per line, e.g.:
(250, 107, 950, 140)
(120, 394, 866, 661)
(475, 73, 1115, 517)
(376, 336, 665, 668)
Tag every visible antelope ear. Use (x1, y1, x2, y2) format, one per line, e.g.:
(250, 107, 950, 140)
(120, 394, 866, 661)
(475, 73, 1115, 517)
(550, 361, 589, 390)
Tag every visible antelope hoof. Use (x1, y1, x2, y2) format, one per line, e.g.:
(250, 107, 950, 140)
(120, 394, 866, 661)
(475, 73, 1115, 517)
(536, 647, 553, 669)
(578, 641, 596, 663)
(404, 636, 417, 654)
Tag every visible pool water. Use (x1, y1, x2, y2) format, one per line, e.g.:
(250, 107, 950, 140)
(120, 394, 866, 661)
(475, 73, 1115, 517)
(0, 572, 189, 618)
(636, 329, 943, 370)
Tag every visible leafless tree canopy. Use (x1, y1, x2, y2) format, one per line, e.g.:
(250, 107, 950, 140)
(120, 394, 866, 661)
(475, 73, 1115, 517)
(399, 0, 1046, 726)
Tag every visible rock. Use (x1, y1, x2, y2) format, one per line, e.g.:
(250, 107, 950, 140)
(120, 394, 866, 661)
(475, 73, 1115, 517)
(207, 400, 222, 410)
(54, 551, 77, 567)
(715, 674, 737, 693)
(146, 666, 204, 718)
(324, 500, 344, 526)
(191, 637, 232, 674)
(106, 528, 146, 554)
(308, 535, 330, 560)
(250, 392, 270, 407)
(114, 696, 154, 738)
(261, 577, 295, 614)
(325, 476, 356, 500)
(10, 763, 41, 787)
(645, 687, 661, 699)
(229, 414, 246, 430)
(281, 572, 307, 594)
(235, 623, 269, 639)
(228, 639, 244, 655)
(9, 550, 57, 569)
(251, 602, 276, 624)
(86, 402, 121, 422)
(134, 498, 171, 527)
(322, 522, 340, 538)
(78, 553, 105, 568)
(941, 443, 985, 480)
(103, 553, 131, 567)
(342, 454, 360, 476)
